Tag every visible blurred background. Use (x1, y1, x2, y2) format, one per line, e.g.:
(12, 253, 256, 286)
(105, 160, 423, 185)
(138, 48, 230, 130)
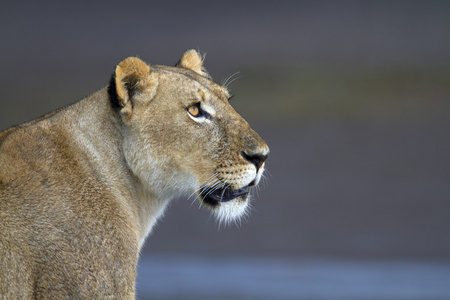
(1, 1, 449, 299)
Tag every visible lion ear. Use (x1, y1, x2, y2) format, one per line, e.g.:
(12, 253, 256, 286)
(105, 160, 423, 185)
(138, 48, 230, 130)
(176, 49, 210, 78)
(109, 57, 151, 116)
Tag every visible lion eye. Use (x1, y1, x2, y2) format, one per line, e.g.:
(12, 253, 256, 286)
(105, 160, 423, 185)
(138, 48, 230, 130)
(187, 104, 211, 120)
(188, 105, 200, 117)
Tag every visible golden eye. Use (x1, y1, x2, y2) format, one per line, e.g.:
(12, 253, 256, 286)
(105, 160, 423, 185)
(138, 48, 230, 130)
(188, 105, 200, 117)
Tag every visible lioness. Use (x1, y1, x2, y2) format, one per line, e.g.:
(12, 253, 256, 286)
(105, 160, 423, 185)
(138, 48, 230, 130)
(0, 50, 268, 298)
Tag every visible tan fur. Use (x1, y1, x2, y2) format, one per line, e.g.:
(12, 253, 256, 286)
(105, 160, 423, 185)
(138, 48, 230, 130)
(0, 50, 268, 298)
(176, 49, 209, 77)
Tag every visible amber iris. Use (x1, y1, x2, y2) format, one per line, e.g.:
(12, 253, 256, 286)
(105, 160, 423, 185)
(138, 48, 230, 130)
(188, 105, 200, 117)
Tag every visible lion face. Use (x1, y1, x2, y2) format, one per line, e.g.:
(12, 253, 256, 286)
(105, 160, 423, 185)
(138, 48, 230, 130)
(111, 50, 269, 223)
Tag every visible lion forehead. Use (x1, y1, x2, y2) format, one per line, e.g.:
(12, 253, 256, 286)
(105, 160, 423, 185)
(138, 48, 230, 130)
(154, 65, 231, 101)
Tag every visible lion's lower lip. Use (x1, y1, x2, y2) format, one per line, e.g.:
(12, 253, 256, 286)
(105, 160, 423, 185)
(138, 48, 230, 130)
(200, 186, 249, 205)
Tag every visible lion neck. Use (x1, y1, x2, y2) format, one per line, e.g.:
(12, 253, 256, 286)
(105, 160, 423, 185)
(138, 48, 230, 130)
(62, 88, 173, 248)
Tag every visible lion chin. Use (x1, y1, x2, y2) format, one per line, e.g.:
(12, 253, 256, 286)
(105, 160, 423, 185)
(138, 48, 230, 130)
(197, 185, 251, 225)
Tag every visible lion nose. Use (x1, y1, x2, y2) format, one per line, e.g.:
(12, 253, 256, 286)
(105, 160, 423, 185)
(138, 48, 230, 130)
(241, 150, 268, 172)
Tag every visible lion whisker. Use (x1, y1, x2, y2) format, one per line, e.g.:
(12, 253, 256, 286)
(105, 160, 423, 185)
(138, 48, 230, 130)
(222, 71, 241, 88)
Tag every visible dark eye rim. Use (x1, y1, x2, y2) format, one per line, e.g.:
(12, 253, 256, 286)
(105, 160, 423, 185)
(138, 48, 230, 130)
(187, 103, 211, 119)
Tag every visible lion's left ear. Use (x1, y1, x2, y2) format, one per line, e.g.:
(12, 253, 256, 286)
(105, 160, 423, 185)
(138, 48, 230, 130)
(109, 57, 152, 116)
(176, 49, 210, 78)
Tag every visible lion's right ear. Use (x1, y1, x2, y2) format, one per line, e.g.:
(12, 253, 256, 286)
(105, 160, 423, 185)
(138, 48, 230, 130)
(176, 49, 211, 78)
(108, 57, 151, 116)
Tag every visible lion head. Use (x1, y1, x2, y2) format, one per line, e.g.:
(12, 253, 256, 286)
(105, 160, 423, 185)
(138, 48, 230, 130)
(109, 50, 269, 224)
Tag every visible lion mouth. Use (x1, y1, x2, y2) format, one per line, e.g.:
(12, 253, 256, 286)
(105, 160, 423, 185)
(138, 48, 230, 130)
(200, 186, 249, 206)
